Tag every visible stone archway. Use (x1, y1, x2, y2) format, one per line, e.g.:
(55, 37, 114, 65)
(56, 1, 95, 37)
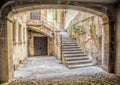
(0, 0, 115, 83)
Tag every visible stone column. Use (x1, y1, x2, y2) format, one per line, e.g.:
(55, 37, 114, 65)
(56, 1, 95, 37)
(57, 9, 64, 31)
(102, 22, 109, 71)
(15, 21, 19, 43)
(24, 27, 27, 43)
(116, 8, 120, 75)
(21, 26, 24, 42)
(28, 35, 34, 57)
(0, 18, 13, 83)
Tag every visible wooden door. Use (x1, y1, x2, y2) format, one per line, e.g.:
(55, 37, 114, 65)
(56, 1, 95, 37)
(34, 37, 48, 56)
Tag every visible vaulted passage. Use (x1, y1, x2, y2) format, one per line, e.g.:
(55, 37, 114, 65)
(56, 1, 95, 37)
(0, 0, 120, 84)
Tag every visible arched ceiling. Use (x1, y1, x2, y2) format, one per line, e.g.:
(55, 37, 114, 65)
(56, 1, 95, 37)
(0, 0, 119, 7)
(0, 0, 119, 21)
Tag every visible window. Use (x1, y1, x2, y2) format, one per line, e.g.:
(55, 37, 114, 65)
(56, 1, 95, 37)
(18, 24, 22, 43)
(30, 10, 40, 20)
(13, 22, 16, 42)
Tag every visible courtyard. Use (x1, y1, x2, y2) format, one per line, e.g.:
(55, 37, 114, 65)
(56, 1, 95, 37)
(8, 56, 120, 85)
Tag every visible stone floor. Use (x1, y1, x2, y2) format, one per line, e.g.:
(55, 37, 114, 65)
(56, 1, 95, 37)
(9, 56, 119, 85)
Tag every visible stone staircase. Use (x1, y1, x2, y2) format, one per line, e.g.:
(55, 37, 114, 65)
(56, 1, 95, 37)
(61, 32, 94, 69)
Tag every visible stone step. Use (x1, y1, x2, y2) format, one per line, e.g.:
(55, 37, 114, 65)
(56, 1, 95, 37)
(64, 53, 86, 57)
(62, 41, 74, 43)
(62, 37, 71, 39)
(62, 44, 77, 47)
(62, 39, 74, 41)
(63, 51, 84, 54)
(67, 60, 91, 65)
(62, 48, 82, 51)
(68, 63, 94, 69)
(62, 42, 76, 44)
(62, 37, 72, 38)
(63, 46, 80, 49)
(61, 32, 94, 69)
(62, 38, 73, 40)
(62, 44, 77, 46)
(65, 56, 89, 61)
(62, 43, 77, 45)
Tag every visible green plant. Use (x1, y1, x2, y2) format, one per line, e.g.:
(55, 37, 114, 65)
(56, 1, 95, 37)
(89, 23, 95, 28)
(71, 24, 76, 31)
(68, 24, 86, 36)
(78, 25, 85, 35)
(96, 34, 102, 39)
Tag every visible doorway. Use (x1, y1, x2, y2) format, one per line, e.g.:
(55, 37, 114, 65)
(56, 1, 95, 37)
(34, 37, 48, 56)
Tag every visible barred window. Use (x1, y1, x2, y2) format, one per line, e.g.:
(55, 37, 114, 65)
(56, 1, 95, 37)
(30, 10, 40, 20)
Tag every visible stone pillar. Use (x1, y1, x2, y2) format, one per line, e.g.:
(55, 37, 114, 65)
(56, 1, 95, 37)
(57, 9, 64, 31)
(0, 18, 13, 83)
(28, 36, 34, 56)
(21, 26, 24, 42)
(15, 21, 19, 43)
(102, 22, 109, 71)
(116, 8, 120, 75)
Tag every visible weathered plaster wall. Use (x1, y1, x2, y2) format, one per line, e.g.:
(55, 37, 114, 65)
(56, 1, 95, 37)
(69, 11, 94, 25)
(13, 13, 28, 70)
(13, 44, 27, 70)
(57, 9, 64, 31)
(64, 10, 79, 28)
(116, 8, 120, 75)
(48, 37, 54, 56)
(67, 11, 104, 66)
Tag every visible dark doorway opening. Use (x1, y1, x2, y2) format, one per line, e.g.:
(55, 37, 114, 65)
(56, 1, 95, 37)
(34, 37, 48, 56)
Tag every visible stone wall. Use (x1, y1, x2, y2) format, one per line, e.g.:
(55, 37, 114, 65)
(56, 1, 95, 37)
(0, 19, 13, 83)
(64, 10, 79, 28)
(67, 11, 104, 66)
(116, 8, 120, 75)
(12, 13, 28, 70)
(28, 32, 54, 57)
(48, 37, 54, 56)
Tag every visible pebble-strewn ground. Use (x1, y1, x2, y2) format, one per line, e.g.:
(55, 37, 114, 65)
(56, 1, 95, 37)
(9, 57, 120, 85)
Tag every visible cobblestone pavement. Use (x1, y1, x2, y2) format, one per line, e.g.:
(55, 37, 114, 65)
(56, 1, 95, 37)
(9, 57, 120, 85)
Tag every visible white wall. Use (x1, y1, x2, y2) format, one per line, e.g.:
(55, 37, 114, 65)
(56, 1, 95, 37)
(64, 10, 79, 28)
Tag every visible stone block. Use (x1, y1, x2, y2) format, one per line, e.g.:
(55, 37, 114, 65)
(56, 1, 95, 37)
(0, 24, 7, 38)
(0, 38, 7, 49)
(0, 49, 9, 82)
